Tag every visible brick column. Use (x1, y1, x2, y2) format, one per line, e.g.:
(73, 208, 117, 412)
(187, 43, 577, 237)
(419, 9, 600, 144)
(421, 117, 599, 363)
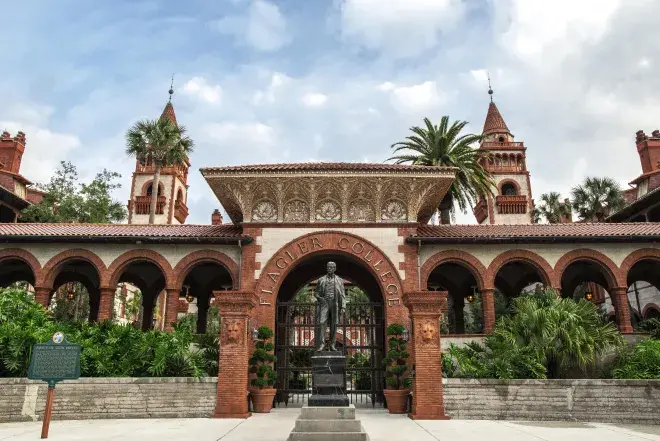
(402, 291, 451, 420)
(211, 290, 258, 419)
(164, 288, 181, 331)
(611, 287, 633, 333)
(98, 287, 116, 322)
(34, 287, 51, 308)
(481, 288, 496, 334)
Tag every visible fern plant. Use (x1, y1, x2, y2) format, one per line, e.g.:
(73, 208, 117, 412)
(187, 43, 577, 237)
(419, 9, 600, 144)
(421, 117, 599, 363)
(383, 323, 411, 390)
(249, 326, 276, 389)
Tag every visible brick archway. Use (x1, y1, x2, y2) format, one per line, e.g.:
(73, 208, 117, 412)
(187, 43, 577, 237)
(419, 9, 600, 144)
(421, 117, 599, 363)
(0, 248, 41, 285)
(41, 249, 106, 290)
(420, 250, 488, 290)
(487, 249, 554, 289)
(552, 248, 624, 290)
(107, 249, 174, 288)
(255, 231, 405, 329)
(173, 250, 239, 290)
(620, 248, 660, 280)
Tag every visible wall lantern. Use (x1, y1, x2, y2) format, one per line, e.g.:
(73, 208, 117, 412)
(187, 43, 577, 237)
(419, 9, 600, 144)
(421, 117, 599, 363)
(402, 328, 409, 342)
(183, 285, 194, 303)
(66, 283, 75, 301)
(467, 286, 478, 303)
(251, 328, 260, 341)
(585, 290, 594, 301)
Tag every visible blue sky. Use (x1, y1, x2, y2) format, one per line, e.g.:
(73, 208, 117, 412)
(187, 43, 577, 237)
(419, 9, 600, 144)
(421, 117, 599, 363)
(2, 0, 659, 224)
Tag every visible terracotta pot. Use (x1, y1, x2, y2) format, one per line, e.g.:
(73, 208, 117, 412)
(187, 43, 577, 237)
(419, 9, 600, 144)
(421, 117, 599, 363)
(249, 387, 277, 413)
(384, 389, 410, 414)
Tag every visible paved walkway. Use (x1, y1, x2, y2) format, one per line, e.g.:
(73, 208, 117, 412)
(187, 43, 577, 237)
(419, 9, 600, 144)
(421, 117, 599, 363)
(1, 409, 659, 441)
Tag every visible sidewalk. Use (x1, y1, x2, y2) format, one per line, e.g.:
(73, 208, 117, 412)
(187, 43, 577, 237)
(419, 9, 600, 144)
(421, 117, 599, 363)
(1, 409, 659, 441)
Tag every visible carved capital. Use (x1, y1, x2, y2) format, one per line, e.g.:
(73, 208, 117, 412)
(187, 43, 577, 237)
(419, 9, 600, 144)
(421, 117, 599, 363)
(212, 290, 258, 315)
(403, 291, 447, 316)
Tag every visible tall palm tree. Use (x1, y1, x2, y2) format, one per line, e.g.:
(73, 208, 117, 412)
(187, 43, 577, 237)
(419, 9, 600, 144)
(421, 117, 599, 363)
(571, 177, 624, 222)
(125, 118, 194, 224)
(389, 116, 494, 224)
(533, 192, 572, 224)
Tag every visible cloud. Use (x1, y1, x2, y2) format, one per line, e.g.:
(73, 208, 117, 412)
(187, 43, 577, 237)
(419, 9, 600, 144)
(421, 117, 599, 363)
(252, 72, 292, 105)
(183, 77, 222, 103)
(216, 0, 290, 52)
(202, 122, 276, 150)
(379, 81, 444, 111)
(339, 0, 464, 57)
(301, 93, 327, 107)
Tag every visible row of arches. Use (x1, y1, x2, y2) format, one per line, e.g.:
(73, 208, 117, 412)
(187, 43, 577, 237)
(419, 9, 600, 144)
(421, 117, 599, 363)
(422, 248, 660, 334)
(0, 248, 237, 333)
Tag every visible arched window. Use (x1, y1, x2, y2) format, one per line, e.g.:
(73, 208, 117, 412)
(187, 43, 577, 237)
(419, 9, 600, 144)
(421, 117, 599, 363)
(498, 136, 505, 143)
(146, 183, 162, 197)
(501, 182, 517, 196)
(176, 188, 183, 203)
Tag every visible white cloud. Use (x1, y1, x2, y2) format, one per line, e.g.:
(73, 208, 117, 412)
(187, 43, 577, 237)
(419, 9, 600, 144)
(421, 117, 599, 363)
(379, 81, 444, 111)
(252, 72, 292, 105)
(340, 0, 463, 57)
(216, 0, 289, 52)
(203, 122, 276, 149)
(183, 77, 222, 103)
(301, 93, 327, 107)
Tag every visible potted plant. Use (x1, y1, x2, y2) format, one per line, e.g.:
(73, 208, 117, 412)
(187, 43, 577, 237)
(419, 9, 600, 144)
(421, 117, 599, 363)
(383, 323, 412, 414)
(248, 325, 277, 413)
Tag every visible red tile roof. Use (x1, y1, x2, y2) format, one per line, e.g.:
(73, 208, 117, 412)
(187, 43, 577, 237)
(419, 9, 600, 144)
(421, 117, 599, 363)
(0, 223, 246, 243)
(201, 162, 456, 173)
(412, 223, 660, 243)
(160, 101, 177, 125)
(482, 101, 510, 136)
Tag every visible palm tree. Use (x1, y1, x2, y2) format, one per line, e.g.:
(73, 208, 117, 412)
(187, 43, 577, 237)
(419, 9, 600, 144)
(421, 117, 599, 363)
(389, 116, 494, 224)
(125, 118, 194, 224)
(533, 192, 572, 223)
(571, 177, 624, 222)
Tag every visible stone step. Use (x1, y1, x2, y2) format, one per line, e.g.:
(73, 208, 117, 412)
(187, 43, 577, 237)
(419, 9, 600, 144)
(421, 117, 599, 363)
(287, 432, 369, 441)
(294, 419, 363, 432)
(300, 405, 355, 420)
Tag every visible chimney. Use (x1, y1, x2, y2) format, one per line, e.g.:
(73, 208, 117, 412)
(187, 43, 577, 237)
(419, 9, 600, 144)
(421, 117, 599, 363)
(652, 130, 660, 139)
(211, 209, 223, 225)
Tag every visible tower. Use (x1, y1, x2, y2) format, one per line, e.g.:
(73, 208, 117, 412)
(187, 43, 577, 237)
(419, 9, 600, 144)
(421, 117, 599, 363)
(473, 84, 534, 224)
(127, 85, 190, 224)
(629, 129, 660, 198)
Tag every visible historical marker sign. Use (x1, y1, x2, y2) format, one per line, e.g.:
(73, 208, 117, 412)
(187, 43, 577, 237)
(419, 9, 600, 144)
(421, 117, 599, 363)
(27, 332, 81, 439)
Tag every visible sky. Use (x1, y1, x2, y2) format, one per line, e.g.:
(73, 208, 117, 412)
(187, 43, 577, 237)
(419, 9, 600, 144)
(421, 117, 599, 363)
(1, 0, 659, 224)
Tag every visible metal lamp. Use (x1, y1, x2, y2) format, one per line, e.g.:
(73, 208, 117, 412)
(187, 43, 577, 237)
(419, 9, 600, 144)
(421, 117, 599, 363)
(585, 290, 594, 301)
(183, 285, 194, 303)
(467, 285, 477, 303)
(66, 283, 75, 301)
(402, 328, 409, 342)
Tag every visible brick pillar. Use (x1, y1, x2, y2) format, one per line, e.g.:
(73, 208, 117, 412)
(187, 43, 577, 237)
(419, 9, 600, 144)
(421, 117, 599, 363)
(164, 288, 181, 331)
(481, 288, 496, 334)
(402, 291, 451, 420)
(211, 290, 258, 419)
(98, 287, 116, 322)
(34, 287, 51, 308)
(611, 287, 633, 333)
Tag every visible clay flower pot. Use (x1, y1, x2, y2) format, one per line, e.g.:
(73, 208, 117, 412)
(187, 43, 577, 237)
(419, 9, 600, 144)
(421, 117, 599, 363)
(249, 387, 277, 413)
(384, 389, 410, 414)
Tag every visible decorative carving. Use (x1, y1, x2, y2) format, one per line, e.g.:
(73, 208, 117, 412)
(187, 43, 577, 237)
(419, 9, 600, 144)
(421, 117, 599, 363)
(349, 200, 375, 222)
(284, 199, 309, 222)
(418, 319, 437, 346)
(252, 200, 277, 221)
(381, 200, 406, 221)
(315, 200, 341, 221)
(222, 318, 243, 346)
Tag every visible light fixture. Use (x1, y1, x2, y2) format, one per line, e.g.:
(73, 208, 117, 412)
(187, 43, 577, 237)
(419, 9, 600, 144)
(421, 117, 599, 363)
(402, 328, 409, 342)
(66, 283, 75, 301)
(467, 286, 477, 303)
(183, 285, 194, 303)
(585, 290, 594, 301)
(252, 328, 260, 341)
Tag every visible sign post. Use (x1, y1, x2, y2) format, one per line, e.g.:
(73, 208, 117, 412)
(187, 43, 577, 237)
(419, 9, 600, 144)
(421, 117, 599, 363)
(27, 332, 81, 439)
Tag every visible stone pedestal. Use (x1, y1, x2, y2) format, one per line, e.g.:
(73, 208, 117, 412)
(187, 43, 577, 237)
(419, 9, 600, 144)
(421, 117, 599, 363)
(308, 351, 349, 407)
(287, 405, 369, 441)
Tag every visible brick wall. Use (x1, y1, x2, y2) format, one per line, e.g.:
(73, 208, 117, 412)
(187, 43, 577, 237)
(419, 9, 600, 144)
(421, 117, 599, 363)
(0, 377, 217, 423)
(443, 379, 660, 424)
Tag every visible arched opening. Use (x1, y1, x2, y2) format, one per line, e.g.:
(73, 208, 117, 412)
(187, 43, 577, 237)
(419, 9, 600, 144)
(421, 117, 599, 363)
(146, 182, 163, 197)
(626, 258, 660, 327)
(498, 136, 505, 142)
(274, 252, 385, 408)
(427, 262, 481, 334)
(113, 259, 167, 331)
(179, 262, 233, 334)
(560, 259, 620, 322)
(493, 259, 548, 317)
(501, 182, 518, 196)
(0, 257, 36, 290)
(48, 259, 101, 323)
(176, 188, 183, 203)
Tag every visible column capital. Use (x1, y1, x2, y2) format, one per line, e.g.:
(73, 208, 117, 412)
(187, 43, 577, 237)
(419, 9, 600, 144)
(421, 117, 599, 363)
(402, 291, 447, 316)
(213, 290, 258, 316)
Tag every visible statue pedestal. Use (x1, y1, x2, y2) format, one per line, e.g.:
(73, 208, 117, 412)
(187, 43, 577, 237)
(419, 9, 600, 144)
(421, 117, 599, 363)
(308, 351, 349, 407)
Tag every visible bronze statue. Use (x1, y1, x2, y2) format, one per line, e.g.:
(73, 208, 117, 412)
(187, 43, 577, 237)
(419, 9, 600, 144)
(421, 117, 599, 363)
(314, 261, 346, 351)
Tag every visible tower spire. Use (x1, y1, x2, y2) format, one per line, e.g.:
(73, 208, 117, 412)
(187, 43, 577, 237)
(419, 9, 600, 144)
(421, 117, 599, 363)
(487, 72, 494, 102)
(168, 74, 174, 102)
(160, 75, 178, 125)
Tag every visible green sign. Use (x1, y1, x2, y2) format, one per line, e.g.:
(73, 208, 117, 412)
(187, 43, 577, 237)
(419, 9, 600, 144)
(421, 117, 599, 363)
(28, 332, 81, 387)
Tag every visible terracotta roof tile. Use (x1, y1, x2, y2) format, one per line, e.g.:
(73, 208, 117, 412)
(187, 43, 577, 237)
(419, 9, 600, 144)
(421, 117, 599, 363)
(482, 101, 510, 135)
(201, 162, 456, 174)
(412, 223, 660, 243)
(0, 223, 246, 243)
(160, 101, 177, 125)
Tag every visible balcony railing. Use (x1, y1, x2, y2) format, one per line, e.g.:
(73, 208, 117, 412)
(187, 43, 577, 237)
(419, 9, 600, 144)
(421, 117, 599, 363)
(481, 141, 525, 149)
(135, 162, 189, 181)
(496, 195, 528, 214)
(174, 199, 189, 223)
(133, 195, 166, 215)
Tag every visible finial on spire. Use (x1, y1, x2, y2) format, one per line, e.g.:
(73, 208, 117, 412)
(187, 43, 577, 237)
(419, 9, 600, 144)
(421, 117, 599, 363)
(487, 72, 493, 102)
(168, 74, 174, 101)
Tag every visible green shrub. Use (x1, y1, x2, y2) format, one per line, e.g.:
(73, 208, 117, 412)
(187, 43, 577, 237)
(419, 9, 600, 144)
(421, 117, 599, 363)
(348, 351, 372, 391)
(249, 326, 276, 389)
(611, 339, 660, 379)
(637, 318, 660, 340)
(383, 323, 411, 389)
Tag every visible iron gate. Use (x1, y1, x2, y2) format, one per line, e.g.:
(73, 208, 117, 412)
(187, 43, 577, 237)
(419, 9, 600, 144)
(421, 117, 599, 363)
(275, 300, 385, 407)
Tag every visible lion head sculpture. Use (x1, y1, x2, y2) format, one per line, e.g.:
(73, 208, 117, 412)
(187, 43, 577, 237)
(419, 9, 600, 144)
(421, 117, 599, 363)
(420, 321, 436, 344)
(224, 319, 241, 344)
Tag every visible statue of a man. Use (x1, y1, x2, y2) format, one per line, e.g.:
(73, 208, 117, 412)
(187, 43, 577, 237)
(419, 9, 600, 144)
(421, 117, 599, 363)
(314, 261, 346, 351)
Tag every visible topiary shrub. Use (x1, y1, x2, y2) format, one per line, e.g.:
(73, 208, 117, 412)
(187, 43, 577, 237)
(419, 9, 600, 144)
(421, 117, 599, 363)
(249, 325, 276, 389)
(383, 323, 411, 390)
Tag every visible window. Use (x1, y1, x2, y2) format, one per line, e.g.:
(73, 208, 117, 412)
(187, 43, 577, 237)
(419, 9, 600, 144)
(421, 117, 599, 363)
(501, 182, 517, 196)
(498, 136, 505, 142)
(146, 183, 162, 196)
(638, 179, 649, 198)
